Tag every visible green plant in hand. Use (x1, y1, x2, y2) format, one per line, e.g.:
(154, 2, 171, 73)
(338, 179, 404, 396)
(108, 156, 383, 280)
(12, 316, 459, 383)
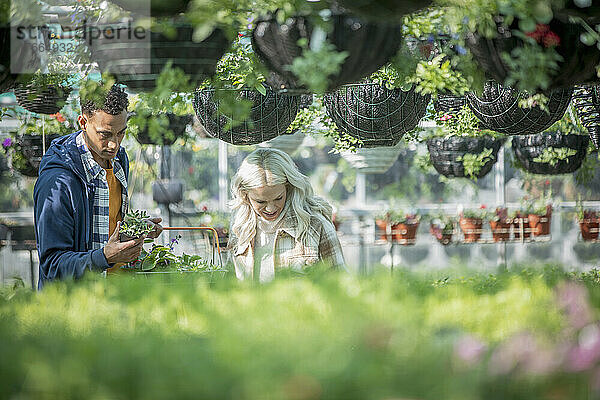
(119, 210, 154, 240)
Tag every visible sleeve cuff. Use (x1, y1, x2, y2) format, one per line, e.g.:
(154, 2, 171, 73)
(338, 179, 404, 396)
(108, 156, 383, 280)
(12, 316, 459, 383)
(91, 248, 111, 270)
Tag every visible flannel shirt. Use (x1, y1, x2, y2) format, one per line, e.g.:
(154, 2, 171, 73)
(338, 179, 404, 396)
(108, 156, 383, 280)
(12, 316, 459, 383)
(76, 133, 129, 250)
(230, 209, 346, 280)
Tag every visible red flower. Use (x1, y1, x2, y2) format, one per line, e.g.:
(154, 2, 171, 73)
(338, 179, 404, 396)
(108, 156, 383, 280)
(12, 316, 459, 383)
(202, 205, 208, 212)
(188, 166, 194, 174)
(51, 112, 66, 123)
(480, 204, 487, 209)
(545, 179, 551, 185)
(543, 31, 560, 47)
(525, 24, 560, 48)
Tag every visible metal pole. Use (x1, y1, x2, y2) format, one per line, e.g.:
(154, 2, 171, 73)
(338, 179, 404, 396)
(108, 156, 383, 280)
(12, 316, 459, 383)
(218, 140, 228, 212)
(495, 146, 507, 270)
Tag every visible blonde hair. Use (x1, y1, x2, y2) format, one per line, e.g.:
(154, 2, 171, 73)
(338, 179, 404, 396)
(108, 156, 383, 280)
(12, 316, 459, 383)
(230, 148, 333, 249)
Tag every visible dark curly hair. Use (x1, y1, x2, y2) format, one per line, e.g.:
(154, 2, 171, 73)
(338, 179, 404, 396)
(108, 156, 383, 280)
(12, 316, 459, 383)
(80, 83, 128, 117)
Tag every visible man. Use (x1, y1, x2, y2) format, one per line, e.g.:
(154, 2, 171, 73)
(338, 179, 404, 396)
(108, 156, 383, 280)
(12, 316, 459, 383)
(34, 83, 162, 289)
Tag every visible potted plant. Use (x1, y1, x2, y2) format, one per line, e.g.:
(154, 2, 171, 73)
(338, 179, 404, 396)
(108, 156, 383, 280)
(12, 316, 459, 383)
(2, 112, 74, 177)
(487, 207, 511, 242)
(429, 214, 454, 245)
(119, 210, 155, 242)
(578, 208, 599, 242)
(251, 10, 402, 93)
(524, 198, 553, 237)
(466, 81, 572, 135)
(425, 105, 504, 180)
(323, 81, 430, 148)
(194, 38, 301, 145)
(126, 65, 194, 146)
(388, 209, 420, 245)
(512, 113, 589, 175)
(459, 206, 486, 243)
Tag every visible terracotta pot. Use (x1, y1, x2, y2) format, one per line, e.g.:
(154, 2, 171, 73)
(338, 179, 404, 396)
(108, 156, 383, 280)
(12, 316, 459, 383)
(430, 224, 452, 245)
(459, 217, 483, 243)
(375, 219, 389, 241)
(489, 219, 511, 242)
(512, 216, 531, 239)
(391, 222, 419, 245)
(579, 218, 600, 241)
(528, 213, 552, 236)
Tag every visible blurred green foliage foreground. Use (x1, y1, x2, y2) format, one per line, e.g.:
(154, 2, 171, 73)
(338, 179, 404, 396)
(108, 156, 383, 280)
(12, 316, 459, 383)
(2, 266, 600, 399)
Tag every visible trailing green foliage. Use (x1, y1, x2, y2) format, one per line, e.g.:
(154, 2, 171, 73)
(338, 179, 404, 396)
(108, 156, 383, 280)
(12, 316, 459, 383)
(457, 148, 494, 180)
(289, 40, 349, 95)
(533, 147, 578, 166)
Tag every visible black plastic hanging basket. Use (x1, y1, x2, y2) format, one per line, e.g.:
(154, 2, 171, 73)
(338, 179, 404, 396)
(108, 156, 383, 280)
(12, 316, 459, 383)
(465, 16, 600, 90)
(90, 24, 230, 91)
(466, 81, 572, 135)
(12, 134, 62, 177)
(323, 83, 430, 147)
(13, 84, 71, 115)
(512, 132, 589, 174)
(426, 136, 503, 179)
(572, 85, 600, 149)
(251, 12, 402, 93)
(335, 0, 432, 21)
(135, 114, 192, 145)
(193, 88, 301, 145)
(433, 94, 466, 113)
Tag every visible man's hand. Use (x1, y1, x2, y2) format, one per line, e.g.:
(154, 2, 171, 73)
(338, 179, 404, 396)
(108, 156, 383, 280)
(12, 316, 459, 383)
(146, 217, 163, 239)
(103, 221, 145, 264)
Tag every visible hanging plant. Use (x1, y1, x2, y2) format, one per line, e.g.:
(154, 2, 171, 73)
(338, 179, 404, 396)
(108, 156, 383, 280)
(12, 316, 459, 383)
(429, 213, 454, 245)
(251, 11, 402, 93)
(334, 0, 431, 21)
(126, 64, 194, 146)
(323, 82, 430, 148)
(466, 80, 572, 135)
(572, 85, 600, 149)
(14, 73, 72, 115)
(425, 105, 504, 180)
(511, 113, 590, 175)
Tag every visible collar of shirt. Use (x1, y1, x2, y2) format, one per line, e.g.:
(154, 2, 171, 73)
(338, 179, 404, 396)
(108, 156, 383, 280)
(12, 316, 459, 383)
(76, 132, 127, 189)
(234, 206, 300, 256)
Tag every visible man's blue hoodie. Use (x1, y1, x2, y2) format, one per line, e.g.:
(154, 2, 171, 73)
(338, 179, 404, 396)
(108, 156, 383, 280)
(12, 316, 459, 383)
(33, 131, 129, 289)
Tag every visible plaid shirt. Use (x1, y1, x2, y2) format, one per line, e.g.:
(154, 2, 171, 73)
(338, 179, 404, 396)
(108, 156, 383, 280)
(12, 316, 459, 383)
(76, 133, 129, 250)
(230, 210, 346, 280)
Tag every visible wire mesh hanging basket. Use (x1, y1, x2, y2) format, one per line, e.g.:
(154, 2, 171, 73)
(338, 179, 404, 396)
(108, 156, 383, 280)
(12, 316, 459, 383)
(433, 94, 466, 113)
(466, 81, 572, 135)
(465, 17, 600, 90)
(341, 141, 403, 174)
(323, 83, 430, 147)
(251, 13, 402, 93)
(335, 0, 432, 21)
(511, 132, 589, 175)
(90, 25, 229, 91)
(14, 84, 71, 115)
(572, 85, 600, 149)
(426, 136, 503, 179)
(12, 134, 62, 177)
(135, 114, 192, 146)
(193, 88, 301, 145)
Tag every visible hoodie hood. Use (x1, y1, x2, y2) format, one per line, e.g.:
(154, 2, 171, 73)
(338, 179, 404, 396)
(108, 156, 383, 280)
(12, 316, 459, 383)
(38, 131, 127, 184)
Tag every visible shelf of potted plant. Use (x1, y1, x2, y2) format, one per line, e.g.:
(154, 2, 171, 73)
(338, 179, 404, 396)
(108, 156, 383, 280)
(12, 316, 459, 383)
(487, 207, 511, 242)
(429, 213, 454, 245)
(375, 210, 420, 245)
(577, 206, 600, 242)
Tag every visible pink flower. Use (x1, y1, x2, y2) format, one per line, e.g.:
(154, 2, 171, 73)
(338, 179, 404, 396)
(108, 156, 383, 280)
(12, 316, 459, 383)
(565, 324, 600, 372)
(480, 204, 487, 209)
(201, 205, 208, 212)
(556, 281, 593, 330)
(454, 335, 487, 365)
(439, 114, 453, 122)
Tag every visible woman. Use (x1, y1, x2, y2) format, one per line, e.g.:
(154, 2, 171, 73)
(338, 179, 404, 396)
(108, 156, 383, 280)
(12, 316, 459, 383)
(228, 148, 345, 281)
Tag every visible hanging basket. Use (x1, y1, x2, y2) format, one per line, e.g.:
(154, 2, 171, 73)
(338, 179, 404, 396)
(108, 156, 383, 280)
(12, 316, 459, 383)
(193, 88, 300, 145)
(109, 0, 190, 16)
(258, 131, 305, 154)
(335, 0, 432, 21)
(511, 131, 589, 174)
(341, 142, 402, 174)
(14, 84, 71, 115)
(433, 94, 466, 113)
(466, 81, 572, 135)
(90, 24, 229, 91)
(12, 134, 61, 177)
(426, 136, 503, 179)
(323, 83, 430, 147)
(135, 114, 192, 145)
(465, 17, 600, 90)
(251, 13, 402, 93)
(572, 85, 600, 149)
